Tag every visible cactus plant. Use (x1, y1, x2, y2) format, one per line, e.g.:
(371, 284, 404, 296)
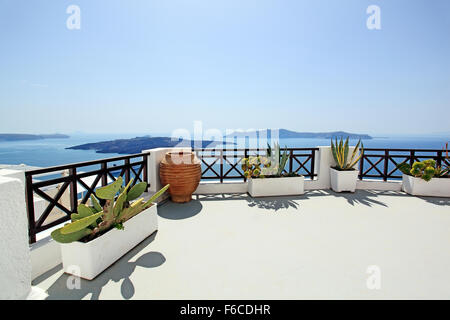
(398, 157, 449, 182)
(51, 176, 169, 243)
(330, 137, 363, 170)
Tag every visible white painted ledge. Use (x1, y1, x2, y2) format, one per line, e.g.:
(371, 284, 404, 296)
(356, 179, 402, 191)
(194, 180, 248, 194)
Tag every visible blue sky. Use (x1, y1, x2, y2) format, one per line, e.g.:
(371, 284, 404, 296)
(0, 0, 449, 135)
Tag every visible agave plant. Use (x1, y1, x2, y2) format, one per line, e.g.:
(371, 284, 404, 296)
(51, 176, 169, 243)
(330, 137, 364, 170)
(261, 143, 289, 176)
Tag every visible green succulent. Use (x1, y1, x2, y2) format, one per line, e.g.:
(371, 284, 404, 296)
(397, 158, 446, 182)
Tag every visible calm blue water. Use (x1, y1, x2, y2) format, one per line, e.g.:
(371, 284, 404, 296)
(0, 134, 448, 168)
(0, 134, 136, 167)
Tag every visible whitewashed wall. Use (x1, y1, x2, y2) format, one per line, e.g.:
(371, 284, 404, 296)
(0, 176, 31, 299)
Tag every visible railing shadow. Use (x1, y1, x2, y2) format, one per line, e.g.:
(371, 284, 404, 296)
(42, 233, 165, 300)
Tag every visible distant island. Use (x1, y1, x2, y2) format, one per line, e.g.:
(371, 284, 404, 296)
(0, 133, 69, 142)
(67, 130, 372, 154)
(226, 129, 372, 140)
(67, 136, 235, 154)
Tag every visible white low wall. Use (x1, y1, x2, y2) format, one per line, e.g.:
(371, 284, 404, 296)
(0, 176, 31, 299)
(356, 179, 401, 191)
(194, 181, 248, 194)
(30, 236, 62, 280)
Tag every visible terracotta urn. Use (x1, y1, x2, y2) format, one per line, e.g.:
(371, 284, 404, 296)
(159, 152, 201, 203)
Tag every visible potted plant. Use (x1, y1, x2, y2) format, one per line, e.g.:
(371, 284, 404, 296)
(51, 176, 169, 280)
(330, 137, 363, 192)
(244, 143, 305, 197)
(397, 144, 450, 197)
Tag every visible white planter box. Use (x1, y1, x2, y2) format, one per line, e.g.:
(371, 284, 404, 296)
(248, 176, 304, 197)
(330, 168, 359, 192)
(402, 174, 450, 197)
(60, 204, 158, 280)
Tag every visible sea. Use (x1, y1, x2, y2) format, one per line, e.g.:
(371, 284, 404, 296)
(0, 133, 449, 169)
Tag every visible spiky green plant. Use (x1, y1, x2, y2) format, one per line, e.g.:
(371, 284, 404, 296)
(51, 176, 169, 243)
(330, 137, 363, 170)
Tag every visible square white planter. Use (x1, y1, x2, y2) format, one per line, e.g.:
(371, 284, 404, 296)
(402, 174, 450, 197)
(60, 204, 158, 280)
(330, 167, 359, 192)
(248, 176, 304, 197)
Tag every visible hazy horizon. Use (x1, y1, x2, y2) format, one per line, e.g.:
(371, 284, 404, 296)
(2, 128, 450, 139)
(1, 1, 449, 135)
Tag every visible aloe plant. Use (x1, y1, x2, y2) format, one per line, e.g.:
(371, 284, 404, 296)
(330, 137, 364, 170)
(51, 177, 169, 243)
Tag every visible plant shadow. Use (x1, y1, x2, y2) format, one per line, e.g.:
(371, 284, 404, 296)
(246, 196, 300, 211)
(194, 193, 300, 211)
(41, 233, 165, 300)
(304, 189, 399, 207)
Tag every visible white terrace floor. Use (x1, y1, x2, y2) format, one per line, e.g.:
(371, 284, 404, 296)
(33, 190, 450, 300)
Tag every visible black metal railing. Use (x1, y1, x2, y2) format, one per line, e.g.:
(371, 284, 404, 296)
(193, 148, 319, 182)
(25, 153, 149, 244)
(359, 148, 449, 181)
(24, 147, 449, 243)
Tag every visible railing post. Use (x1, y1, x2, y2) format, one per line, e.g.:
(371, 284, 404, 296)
(143, 154, 149, 190)
(101, 162, 107, 186)
(310, 149, 315, 180)
(383, 150, 389, 181)
(25, 174, 36, 244)
(244, 148, 248, 182)
(289, 150, 293, 174)
(410, 150, 415, 166)
(436, 150, 443, 168)
(220, 150, 224, 183)
(359, 149, 364, 180)
(124, 158, 131, 185)
(69, 167, 78, 212)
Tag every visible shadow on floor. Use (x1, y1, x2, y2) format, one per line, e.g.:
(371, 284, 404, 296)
(194, 190, 404, 209)
(189, 189, 447, 211)
(158, 199, 203, 220)
(42, 233, 165, 300)
(195, 193, 302, 211)
(303, 189, 398, 207)
(246, 196, 300, 211)
(417, 196, 450, 206)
